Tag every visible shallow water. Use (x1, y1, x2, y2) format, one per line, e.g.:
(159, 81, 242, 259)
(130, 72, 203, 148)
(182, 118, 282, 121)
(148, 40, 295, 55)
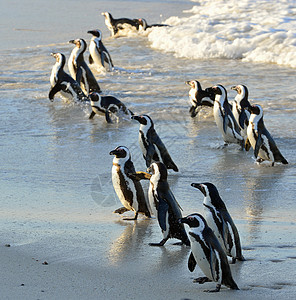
(1, 0, 296, 298)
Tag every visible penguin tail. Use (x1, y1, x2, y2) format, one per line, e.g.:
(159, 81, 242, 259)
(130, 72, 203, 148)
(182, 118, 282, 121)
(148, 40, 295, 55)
(281, 158, 288, 164)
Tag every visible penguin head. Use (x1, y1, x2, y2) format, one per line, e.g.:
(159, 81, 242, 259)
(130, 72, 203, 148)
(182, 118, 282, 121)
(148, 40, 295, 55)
(51, 52, 66, 67)
(231, 84, 250, 108)
(131, 115, 153, 127)
(89, 92, 101, 103)
(148, 162, 167, 182)
(109, 146, 131, 160)
(69, 39, 87, 52)
(101, 12, 113, 22)
(185, 80, 201, 91)
(247, 104, 263, 116)
(191, 182, 226, 210)
(138, 18, 147, 30)
(87, 29, 102, 40)
(179, 213, 207, 230)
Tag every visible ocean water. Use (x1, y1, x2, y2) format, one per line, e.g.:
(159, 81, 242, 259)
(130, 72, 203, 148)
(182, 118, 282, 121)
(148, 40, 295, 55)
(1, 0, 296, 297)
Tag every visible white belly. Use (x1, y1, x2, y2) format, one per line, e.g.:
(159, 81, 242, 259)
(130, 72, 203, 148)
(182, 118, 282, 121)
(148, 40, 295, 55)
(111, 166, 137, 211)
(190, 238, 214, 281)
(89, 41, 104, 68)
(148, 185, 158, 217)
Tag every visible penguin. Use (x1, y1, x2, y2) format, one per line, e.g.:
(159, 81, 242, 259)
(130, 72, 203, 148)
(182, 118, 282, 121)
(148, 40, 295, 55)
(68, 38, 102, 95)
(131, 114, 178, 172)
(185, 80, 215, 117)
(231, 85, 251, 139)
(89, 92, 133, 123)
(101, 12, 140, 37)
(49, 52, 88, 102)
(191, 182, 245, 264)
(179, 213, 239, 292)
(130, 162, 189, 246)
(207, 84, 244, 148)
(87, 29, 114, 71)
(137, 18, 170, 31)
(246, 104, 288, 166)
(109, 146, 151, 220)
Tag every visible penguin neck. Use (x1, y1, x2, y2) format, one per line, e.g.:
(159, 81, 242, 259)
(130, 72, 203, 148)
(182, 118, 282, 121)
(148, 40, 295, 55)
(51, 61, 63, 83)
(188, 223, 205, 237)
(112, 156, 129, 167)
(93, 37, 101, 47)
(215, 94, 226, 106)
(139, 124, 151, 136)
(70, 46, 84, 65)
(189, 88, 197, 103)
(249, 113, 262, 129)
(150, 171, 161, 188)
(203, 195, 213, 208)
(234, 94, 243, 110)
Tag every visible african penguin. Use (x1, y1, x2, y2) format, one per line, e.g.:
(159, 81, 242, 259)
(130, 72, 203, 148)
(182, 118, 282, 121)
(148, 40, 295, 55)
(185, 80, 215, 117)
(191, 182, 245, 264)
(89, 92, 133, 123)
(207, 84, 244, 148)
(49, 52, 88, 102)
(246, 104, 288, 166)
(68, 38, 102, 95)
(101, 12, 140, 37)
(110, 146, 151, 220)
(231, 84, 251, 139)
(130, 162, 189, 246)
(87, 29, 114, 71)
(132, 114, 178, 172)
(179, 213, 239, 292)
(137, 18, 170, 31)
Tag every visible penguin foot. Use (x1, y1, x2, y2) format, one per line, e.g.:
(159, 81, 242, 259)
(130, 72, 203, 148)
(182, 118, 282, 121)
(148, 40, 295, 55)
(255, 158, 264, 165)
(123, 212, 138, 221)
(149, 238, 168, 247)
(204, 284, 221, 293)
(114, 207, 129, 214)
(193, 277, 212, 284)
(231, 257, 236, 264)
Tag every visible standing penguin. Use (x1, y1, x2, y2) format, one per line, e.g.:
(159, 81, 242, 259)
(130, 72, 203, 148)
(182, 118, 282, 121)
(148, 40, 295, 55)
(68, 38, 102, 95)
(231, 84, 251, 138)
(87, 29, 114, 71)
(179, 213, 239, 292)
(132, 114, 178, 172)
(110, 146, 151, 220)
(207, 85, 244, 148)
(185, 80, 215, 117)
(246, 104, 288, 166)
(89, 92, 133, 123)
(191, 182, 245, 264)
(131, 162, 189, 246)
(49, 52, 88, 102)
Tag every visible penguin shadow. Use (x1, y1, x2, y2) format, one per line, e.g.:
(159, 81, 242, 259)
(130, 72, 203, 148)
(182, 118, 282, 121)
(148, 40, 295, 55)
(107, 219, 152, 265)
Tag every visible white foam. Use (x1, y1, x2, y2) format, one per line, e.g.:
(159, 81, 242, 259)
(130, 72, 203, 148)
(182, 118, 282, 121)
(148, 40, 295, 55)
(147, 0, 296, 68)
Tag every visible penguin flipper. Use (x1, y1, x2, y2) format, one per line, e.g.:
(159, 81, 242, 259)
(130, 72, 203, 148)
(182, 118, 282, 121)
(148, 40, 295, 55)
(49, 83, 62, 101)
(223, 114, 229, 134)
(254, 134, 263, 158)
(75, 68, 83, 86)
(89, 54, 94, 64)
(157, 199, 169, 232)
(145, 143, 158, 167)
(89, 111, 96, 119)
(188, 252, 197, 272)
(238, 112, 247, 129)
(128, 172, 151, 181)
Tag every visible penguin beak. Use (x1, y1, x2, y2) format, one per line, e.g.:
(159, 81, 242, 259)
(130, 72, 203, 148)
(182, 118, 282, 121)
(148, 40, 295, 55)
(131, 115, 143, 123)
(178, 217, 188, 224)
(68, 40, 75, 44)
(109, 149, 119, 156)
(231, 86, 237, 91)
(191, 183, 206, 196)
(185, 81, 191, 86)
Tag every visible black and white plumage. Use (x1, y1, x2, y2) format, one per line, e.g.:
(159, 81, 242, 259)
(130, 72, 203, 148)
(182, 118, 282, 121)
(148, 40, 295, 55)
(131, 114, 178, 172)
(207, 85, 244, 148)
(179, 213, 239, 292)
(191, 183, 245, 264)
(101, 12, 140, 37)
(68, 38, 101, 95)
(89, 92, 133, 123)
(49, 52, 88, 102)
(185, 80, 215, 117)
(246, 104, 288, 166)
(231, 85, 251, 139)
(137, 18, 170, 31)
(87, 29, 114, 71)
(110, 146, 151, 220)
(131, 162, 189, 246)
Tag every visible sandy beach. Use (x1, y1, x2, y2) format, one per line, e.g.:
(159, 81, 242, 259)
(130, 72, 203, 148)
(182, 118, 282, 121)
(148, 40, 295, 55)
(1, 0, 296, 299)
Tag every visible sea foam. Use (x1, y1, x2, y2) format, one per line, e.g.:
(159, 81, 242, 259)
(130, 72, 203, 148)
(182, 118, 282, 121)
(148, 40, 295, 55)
(147, 0, 296, 68)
